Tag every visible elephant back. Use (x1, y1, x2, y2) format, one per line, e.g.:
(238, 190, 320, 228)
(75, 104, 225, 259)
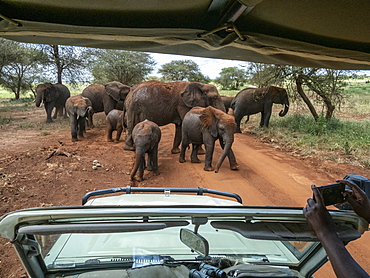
(54, 83, 71, 104)
(82, 84, 105, 113)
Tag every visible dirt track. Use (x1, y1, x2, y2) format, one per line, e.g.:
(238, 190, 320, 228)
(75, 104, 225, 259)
(0, 107, 369, 278)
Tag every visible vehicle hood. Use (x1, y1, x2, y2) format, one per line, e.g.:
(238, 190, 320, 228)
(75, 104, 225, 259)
(0, 0, 370, 70)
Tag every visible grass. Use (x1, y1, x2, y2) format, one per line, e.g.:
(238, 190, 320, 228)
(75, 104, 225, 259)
(242, 113, 370, 167)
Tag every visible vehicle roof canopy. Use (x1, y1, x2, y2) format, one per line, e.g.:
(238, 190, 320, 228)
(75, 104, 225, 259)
(1, 0, 370, 69)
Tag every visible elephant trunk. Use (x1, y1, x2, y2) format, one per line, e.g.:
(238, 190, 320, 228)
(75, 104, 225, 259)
(279, 103, 289, 117)
(215, 140, 233, 173)
(35, 92, 43, 107)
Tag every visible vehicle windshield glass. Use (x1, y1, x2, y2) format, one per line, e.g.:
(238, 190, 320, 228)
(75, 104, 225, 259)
(33, 216, 317, 271)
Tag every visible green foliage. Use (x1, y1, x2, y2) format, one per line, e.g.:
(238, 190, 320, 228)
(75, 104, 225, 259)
(215, 67, 248, 90)
(158, 60, 210, 83)
(0, 40, 46, 99)
(90, 50, 156, 85)
(41, 45, 90, 84)
(247, 113, 370, 167)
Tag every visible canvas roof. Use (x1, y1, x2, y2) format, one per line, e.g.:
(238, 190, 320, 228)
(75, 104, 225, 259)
(1, 0, 369, 69)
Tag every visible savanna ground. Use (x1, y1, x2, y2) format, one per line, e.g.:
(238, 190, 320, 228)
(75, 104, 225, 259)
(0, 92, 370, 278)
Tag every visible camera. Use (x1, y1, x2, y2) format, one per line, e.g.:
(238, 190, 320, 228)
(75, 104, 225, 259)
(315, 182, 345, 206)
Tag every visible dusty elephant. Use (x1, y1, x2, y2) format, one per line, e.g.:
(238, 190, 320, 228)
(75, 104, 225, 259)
(65, 95, 94, 142)
(179, 106, 238, 173)
(106, 109, 124, 142)
(231, 86, 289, 132)
(35, 83, 71, 123)
(124, 80, 226, 154)
(81, 81, 131, 126)
(130, 120, 161, 182)
(221, 96, 234, 113)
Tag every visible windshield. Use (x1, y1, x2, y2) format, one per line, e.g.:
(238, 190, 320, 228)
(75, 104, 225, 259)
(34, 216, 317, 271)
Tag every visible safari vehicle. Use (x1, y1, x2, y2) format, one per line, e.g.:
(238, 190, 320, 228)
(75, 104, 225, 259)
(0, 187, 368, 278)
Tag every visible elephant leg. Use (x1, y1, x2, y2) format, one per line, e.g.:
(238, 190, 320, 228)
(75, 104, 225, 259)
(124, 117, 137, 151)
(171, 123, 182, 154)
(45, 103, 54, 123)
(137, 155, 146, 181)
(179, 143, 188, 163)
(70, 116, 78, 142)
(190, 144, 201, 163)
(260, 110, 271, 127)
(227, 148, 239, 170)
(148, 147, 160, 175)
(235, 116, 242, 133)
(203, 143, 215, 171)
(115, 127, 123, 142)
(259, 111, 265, 127)
(107, 126, 114, 142)
(78, 117, 85, 138)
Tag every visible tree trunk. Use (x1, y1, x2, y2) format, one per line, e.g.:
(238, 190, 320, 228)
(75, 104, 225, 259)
(295, 74, 319, 121)
(52, 45, 63, 84)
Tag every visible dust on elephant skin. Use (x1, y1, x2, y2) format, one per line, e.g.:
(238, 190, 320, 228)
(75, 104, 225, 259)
(124, 80, 226, 154)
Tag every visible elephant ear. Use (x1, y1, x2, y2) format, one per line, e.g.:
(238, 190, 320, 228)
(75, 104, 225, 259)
(105, 82, 121, 102)
(199, 106, 218, 138)
(253, 87, 269, 101)
(45, 83, 60, 102)
(181, 82, 206, 108)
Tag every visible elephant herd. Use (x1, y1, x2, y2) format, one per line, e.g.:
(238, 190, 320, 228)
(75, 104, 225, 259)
(35, 80, 289, 181)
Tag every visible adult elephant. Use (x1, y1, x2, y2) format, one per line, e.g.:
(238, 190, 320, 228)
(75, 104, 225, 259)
(35, 83, 70, 123)
(124, 80, 226, 153)
(81, 81, 131, 126)
(231, 86, 289, 132)
(179, 106, 238, 173)
(221, 96, 234, 113)
(65, 95, 94, 142)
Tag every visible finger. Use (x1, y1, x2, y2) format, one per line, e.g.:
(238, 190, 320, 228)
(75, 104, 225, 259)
(337, 179, 364, 194)
(307, 198, 316, 206)
(311, 185, 324, 205)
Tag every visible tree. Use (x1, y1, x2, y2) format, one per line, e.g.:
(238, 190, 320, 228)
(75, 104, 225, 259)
(90, 50, 156, 85)
(0, 42, 46, 99)
(247, 63, 349, 121)
(0, 38, 20, 74)
(215, 67, 248, 90)
(41, 45, 90, 84)
(158, 60, 209, 83)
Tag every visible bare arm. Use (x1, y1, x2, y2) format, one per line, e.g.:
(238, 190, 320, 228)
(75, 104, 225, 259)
(303, 185, 369, 278)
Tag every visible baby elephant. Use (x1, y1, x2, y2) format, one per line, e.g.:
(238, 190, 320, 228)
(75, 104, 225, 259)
(106, 109, 124, 142)
(65, 94, 94, 142)
(179, 106, 238, 173)
(130, 120, 161, 181)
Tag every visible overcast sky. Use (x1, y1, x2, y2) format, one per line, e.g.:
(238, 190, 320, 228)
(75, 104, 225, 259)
(149, 52, 250, 79)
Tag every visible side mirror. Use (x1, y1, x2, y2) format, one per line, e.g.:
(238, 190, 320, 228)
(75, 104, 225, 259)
(180, 228, 209, 257)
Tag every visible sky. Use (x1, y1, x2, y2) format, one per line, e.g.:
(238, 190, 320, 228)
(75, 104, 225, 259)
(149, 52, 250, 79)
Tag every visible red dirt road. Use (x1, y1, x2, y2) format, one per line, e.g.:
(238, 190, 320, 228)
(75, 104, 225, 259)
(0, 109, 369, 277)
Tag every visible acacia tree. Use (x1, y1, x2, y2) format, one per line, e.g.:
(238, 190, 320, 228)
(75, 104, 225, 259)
(158, 60, 210, 83)
(90, 50, 156, 85)
(0, 42, 46, 99)
(41, 44, 90, 84)
(215, 67, 248, 90)
(247, 63, 348, 121)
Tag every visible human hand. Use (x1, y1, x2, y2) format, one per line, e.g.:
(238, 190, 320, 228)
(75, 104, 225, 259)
(303, 184, 337, 240)
(337, 179, 370, 222)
